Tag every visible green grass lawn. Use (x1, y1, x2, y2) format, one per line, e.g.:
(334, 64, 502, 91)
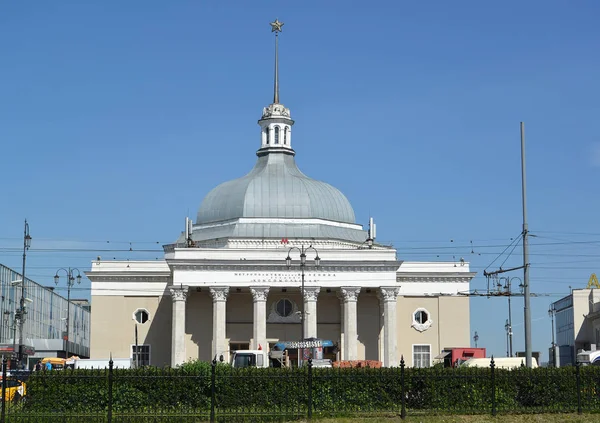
(304, 415, 599, 423)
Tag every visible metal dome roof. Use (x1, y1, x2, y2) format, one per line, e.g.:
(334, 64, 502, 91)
(196, 152, 356, 225)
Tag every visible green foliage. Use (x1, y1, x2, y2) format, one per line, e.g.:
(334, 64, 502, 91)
(14, 362, 600, 419)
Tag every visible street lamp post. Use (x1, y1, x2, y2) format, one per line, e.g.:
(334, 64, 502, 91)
(499, 276, 521, 357)
(504, 319, 511, 357)
(285, 245, 320, 361)
(17, 220, 32, 368)
(54, 268, 82, 358)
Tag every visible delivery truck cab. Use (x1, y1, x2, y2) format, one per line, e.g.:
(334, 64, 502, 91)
(231, 350, 269, 368)
(577, 350, 600, 366)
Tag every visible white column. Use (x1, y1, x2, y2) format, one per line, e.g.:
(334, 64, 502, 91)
(378, 287, 400, 367)
(338, 294, 345, 361)
(169, 286, 189, 367)
(250, 287, 269, 350)
(378, 296, 384, 363)
(210, 287, 229, 362)
(303, 287, 320, 339)
(339, 287, 361, 361)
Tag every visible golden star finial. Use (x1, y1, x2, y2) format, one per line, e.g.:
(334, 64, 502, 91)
(270, 18, 284, 33)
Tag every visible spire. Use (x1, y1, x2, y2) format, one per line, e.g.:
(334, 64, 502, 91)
(270, 18, 284, 104)
(258, 19, 294, 155)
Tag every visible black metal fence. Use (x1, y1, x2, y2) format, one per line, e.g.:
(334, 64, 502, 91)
(2, 356, 600, 422)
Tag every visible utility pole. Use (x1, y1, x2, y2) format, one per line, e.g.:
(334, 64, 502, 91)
(520, 122, 532, 368)
(549, 304, 557, 367)
(507, 280, 513, 357)
(17, 220, 31, 368)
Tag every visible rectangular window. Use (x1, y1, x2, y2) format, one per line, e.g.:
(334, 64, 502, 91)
(132, 345, 151, 367)
(413, 345, 431, 368)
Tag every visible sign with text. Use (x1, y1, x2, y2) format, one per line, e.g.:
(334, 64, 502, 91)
(283, 340, 323, 349)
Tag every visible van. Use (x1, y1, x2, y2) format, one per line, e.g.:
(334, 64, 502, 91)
(461, 357, 538, 369)
(41, 357, 66, 370)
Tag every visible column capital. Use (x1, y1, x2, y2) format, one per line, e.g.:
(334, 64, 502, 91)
(169, 286, 189, 302)
(209, 287, 229, 302)
(303, 287, 321, 302)
(338, 287, 361, 302)
(250, 286, 270, 302)
(378, 286, 400, 302)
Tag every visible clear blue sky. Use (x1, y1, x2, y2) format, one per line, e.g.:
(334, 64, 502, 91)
(1, 1, 599, 362)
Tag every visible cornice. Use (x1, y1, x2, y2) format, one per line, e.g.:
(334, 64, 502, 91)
(397, 272, 476, 283)
(165, 238, 391, 251)
(167, 261, 400, 273)
(88, 274, 171, 283)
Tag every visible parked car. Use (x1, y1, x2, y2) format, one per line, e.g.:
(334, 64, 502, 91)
(1, 377, 26, 403)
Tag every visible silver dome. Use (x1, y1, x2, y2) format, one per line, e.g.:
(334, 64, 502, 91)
(197, 152, 356, 225)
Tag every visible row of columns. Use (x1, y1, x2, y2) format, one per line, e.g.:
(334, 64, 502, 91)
(169, 285, 400, 367)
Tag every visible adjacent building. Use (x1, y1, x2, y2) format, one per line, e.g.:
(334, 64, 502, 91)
(551, 287, 600, 366)
(0, 264, 90, 367)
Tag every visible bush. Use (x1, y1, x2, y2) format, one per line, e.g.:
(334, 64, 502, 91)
(16, 362, 600, 418)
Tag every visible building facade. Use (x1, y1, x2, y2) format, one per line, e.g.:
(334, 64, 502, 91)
(552, 288, 600, 366)
(87, 22, 476, 368)
(0, 264, 90, 367)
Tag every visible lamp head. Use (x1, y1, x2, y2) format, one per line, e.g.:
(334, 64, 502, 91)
(54, 275, 59, 285)
(300, 253, 306, 266)
(76, 274, 82, 284)
(314, 255, 321, 267)
(25, 234, 32, 249)
(285, 256, 291, 268)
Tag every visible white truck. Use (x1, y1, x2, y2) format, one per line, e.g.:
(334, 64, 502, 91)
(577, 350, 600, 366)
(460, 357, 538, 369)
(230, 350, 270, 368)
(230, 348, 332, 368)
(69, 358, 133, 369)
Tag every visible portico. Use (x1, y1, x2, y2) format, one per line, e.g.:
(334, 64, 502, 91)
(167, 283, 406, 367)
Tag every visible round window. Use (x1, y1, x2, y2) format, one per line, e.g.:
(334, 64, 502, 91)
(414, 310, 428, 324)
(275, 299, 293, 317)
(412, 307, 432, 332)
(135, 309, 149, 324)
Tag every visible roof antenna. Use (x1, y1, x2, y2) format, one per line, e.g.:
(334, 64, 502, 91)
(185, 217, 194, 247)
(367, 217, 376, 248)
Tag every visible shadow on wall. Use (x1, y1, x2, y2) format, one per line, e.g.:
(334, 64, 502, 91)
(144, 295, 172, 367)
(188, 291, 213, 362)
(357, 294, 380, 361)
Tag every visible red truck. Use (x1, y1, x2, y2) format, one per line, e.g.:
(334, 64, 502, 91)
(436, 347, 486, 367)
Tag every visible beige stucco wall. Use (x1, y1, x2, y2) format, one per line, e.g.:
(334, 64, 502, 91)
(396, 296, 470, 367)
(91, 291, 470, 367)
(90, 295, 171, 366)
(184, 290, 212, 362)
(357, 293, 381, 361)
(317, 291, 342, 346)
